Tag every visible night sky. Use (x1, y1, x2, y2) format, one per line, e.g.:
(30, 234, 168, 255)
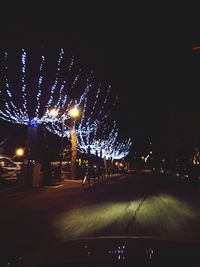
(0, 3, 200, 156)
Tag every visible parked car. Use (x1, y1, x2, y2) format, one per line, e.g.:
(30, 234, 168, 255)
(0, 154, 21, 179)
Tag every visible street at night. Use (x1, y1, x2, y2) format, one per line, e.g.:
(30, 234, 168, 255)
(1, 171, 200, 265)
(1, 3, 200, 266)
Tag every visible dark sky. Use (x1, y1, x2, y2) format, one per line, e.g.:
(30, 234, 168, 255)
(0, 3, 200, 153)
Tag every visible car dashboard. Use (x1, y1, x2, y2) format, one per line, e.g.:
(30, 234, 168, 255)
(15, 236, 200, 267)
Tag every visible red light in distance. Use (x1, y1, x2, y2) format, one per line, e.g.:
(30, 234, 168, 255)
(192, 46, 200, 51)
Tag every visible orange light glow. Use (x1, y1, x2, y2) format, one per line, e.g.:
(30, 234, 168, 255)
(16, 148, 24, 157)
(68, 106, 80, 118)
(49, 108, 58, 117)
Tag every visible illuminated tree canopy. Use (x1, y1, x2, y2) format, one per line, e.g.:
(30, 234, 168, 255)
(0, 48, 131, 159)
(1, 49, 91, 125)
(78, 121, 132, 159)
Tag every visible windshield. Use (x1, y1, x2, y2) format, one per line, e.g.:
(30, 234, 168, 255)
(0, 3, 199, 266)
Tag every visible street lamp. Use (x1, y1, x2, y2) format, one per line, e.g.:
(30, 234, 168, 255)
(16, 148, 25, 157)
(68, 106, 80, 118)
(68, 106, 80, 180)
(12, 147, 25, 159)
(49, 106, 80, 181)
(49, 108, 58, 117)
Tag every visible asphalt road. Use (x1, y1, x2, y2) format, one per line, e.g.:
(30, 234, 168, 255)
(0, 170, 200, 265)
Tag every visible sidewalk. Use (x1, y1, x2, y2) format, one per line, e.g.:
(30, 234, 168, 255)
(0, 172, 126, 195)
(49, 172, 122, 188)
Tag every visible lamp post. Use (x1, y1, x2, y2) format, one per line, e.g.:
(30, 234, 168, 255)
(68, 106, 80, 180)
(49, 106, 80, 181)
(58, 115, 67, 182)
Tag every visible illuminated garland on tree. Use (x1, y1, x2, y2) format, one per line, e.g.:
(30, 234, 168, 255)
(0, 49, 67, 124)
(0, 49, 132, 159)
(46, 83, 118, 138)
(0, 49, 102, 133)
(77, 121, 132, 160)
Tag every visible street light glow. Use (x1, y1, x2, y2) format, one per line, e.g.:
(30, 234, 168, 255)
(68, 106, 80, 118)
(49, 108, 58, 117)
(16, 148, 24, 157)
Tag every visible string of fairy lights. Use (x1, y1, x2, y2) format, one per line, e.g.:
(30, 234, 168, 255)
(35, 54, 45, 118)
(0, 49, 131, 160)
(77, 121, 132, 159)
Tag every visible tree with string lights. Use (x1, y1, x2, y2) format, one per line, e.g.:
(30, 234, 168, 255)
(0, 48, 131, 182)
(78, 120, 132, 160)
(0, 49, 117, 137)
(0, 48, 99, 183)
(0, 49, 93, 127)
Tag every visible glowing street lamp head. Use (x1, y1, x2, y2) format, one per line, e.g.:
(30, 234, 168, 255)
(49, 108, 58, 117)
(16, 148, 24, 157)
(68, 106, 80, 118)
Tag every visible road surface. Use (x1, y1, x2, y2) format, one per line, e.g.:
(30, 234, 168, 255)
(0, 170, 200, 265)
